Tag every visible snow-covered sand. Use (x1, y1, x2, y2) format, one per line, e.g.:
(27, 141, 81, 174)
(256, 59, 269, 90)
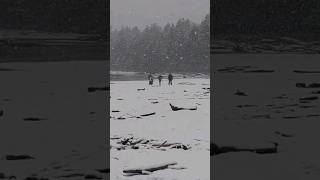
(0, 61, 108, 180)
(111, 78, 210, 180)
(213, 54, 320, 180)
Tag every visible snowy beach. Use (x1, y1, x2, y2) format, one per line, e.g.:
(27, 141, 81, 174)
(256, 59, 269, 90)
(0, 61, 108, 180)
(213, 54, 320, 179)
(110, 77, 210, 179)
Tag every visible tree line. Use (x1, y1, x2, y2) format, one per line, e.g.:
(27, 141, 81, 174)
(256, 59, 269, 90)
(111, 15, 210, 73)
(212, 0, 320, 40)
(0, 0, 107, 34)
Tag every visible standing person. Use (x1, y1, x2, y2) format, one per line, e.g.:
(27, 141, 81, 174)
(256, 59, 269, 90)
(168, 73, 173, 85)
(148, 73, 154, 85)
(157, 75, 163, 86)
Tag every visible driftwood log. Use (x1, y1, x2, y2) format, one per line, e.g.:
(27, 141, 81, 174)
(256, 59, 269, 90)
(211, 142, 278, 156)
(169, 103, 197, 111)
(88, 86, 109, 92)
(123, 162, 178, 176)
(140, 112, 156, 117)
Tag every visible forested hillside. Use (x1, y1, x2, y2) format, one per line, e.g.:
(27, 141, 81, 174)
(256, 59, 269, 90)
(0, 0, 107, 34)
(111, 15, 210, 73)
(212, 0, 320, 40)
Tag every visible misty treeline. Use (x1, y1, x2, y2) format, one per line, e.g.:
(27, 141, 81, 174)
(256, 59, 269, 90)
(0, 0, 107, 34)
(111, 15, 209, 73)
(213, 0, 320, 39)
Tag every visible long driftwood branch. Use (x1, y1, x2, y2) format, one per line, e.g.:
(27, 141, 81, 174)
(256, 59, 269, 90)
(169, 103, 197, 111)
(123, 161, 178, 175)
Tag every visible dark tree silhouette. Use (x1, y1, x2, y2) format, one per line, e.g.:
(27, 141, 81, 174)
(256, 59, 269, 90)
(110, 15, 210, 73)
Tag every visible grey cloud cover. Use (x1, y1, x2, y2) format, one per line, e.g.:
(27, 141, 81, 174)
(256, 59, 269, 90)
(111, 0, 210, 29)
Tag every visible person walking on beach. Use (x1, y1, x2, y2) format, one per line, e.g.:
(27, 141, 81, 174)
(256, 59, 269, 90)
(168, 73, 173, 85)
(148, 73, 154, 85)
(157, 75, 163, 86)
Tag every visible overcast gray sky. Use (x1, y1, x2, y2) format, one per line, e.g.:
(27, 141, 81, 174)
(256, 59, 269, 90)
(111, 0, 209, 30)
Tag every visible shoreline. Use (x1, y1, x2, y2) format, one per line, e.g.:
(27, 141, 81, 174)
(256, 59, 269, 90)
(110, 77, 210, 82)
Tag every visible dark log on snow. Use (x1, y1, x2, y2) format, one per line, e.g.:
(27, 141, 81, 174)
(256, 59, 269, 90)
(293, 70, 320, 74)
(23, 117, 46, 121)
(88, 86, 109, 92)
(234, 89, 247, 96)
(140, 112, 156, 117)
(169, 103, 197, 111)
(211, 142, 278, 156)
(5, 155, 34, 160)
(123, 162, 178, 174)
